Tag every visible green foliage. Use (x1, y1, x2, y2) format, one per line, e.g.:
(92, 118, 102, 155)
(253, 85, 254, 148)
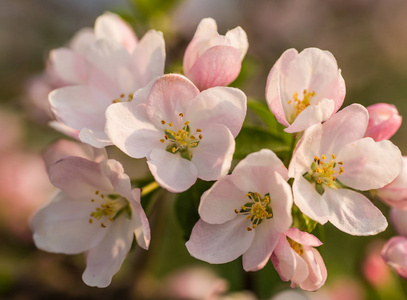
(292, 205, 318, 233)
(174, 179, 214, 241)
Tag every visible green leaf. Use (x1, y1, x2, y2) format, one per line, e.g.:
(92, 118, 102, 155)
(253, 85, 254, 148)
(174, 179, 214, 241)
(234, 125, 290, 160)
(292, 205, 318, 233)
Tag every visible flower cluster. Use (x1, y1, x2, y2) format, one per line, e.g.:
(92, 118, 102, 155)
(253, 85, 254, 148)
(30, 11, 406, 292)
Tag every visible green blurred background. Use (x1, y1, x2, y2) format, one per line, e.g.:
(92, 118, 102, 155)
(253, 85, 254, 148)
(1, 0, 407, 299)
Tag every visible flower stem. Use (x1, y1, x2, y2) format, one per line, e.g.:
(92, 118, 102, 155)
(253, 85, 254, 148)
(140, 181, 160, 197)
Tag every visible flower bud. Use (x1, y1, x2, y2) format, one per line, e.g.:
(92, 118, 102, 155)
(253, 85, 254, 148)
(381, 236, 407, 279)
(365, 103, 402, 141)
(183, 18, 248, 90)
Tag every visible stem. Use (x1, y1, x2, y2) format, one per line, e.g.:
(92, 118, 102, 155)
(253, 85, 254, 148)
(284, 133, 299, 167)
(140, 181, 160, 197)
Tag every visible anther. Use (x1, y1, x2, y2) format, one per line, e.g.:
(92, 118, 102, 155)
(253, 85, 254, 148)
(234, 209, 239, 214)
(196, 129, 202, 132)
(199, 134, 203, 139)
(101, 223, 106, 228)
(91, 199, 95, 202)
(321, 155, 326, 160)
(168, 123, 173, 127)
(184, 121, 189, 125)
(161, 120, 165, 125)
(332, 154, 336, 159)
(172, 147, 176, 153)
(247, 227, 252, 231)
(160, 139, 165, 143)
(89, 219, 93, 224)
(179, 113, 184, 117)
(120, 94, 125, 98)
(95, 190, 99, 195)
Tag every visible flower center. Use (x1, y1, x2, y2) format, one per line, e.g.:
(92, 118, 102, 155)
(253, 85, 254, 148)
(88, 190, 130, 228)
(112, 93, 134, 104)
(159, 112, 203, 160)
(234, 192, 273, 231)
(304, 154, 345, 193)
(287, 237, 304, 256)
(288, 89, 316, 121)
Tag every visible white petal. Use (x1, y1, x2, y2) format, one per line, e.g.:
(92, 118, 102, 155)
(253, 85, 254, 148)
(147, 148, 198, 193)
(338, 138, 402, 190)
(130, 189, 151, 250)
(325, 188, 388, 236)
(49, 48, 87, 84)
(191, 124, 235, 181)
(82, 215, 135, 288)
(31, 192, 108, 254)
(79, 128, 112, 148)
(292, 174, 330, 224)
(186, 218, 255, 264)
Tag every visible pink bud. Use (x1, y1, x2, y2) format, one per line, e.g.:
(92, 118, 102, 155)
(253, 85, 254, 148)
(381, 236, 407, 279)
(365, 103, 402, 141)
(183, 18, 248, 91)
(362, 241, 391, 288)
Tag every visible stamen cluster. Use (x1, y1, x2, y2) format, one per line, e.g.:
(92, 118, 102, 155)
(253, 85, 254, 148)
(234, 192, 273, 231)
(89, 190, 129, 228)
(308, 154, 344, 190)
(288, 89, 316, 119)
(112, 93, 134, 103)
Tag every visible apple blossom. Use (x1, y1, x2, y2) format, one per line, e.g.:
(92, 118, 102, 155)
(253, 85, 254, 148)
(183, 18, 248, 91)
(271, 227, 327, 292)
(30, 156, 150, 288)
(49, 12, 165, 148)
(289, 104, 401, 235)
(105, 74, 247, 193)
(186, 149, 292, 271)
(381, 236, 407, 279)
(365, 103, 402, 142)
(376, 156, 407, 210)
(266, 47, 346, 133)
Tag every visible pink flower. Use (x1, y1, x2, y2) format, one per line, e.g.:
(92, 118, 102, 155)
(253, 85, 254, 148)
(381, 236, 407, 279)
(183, 18, 248, 91)
(377, 156, 407, 209)
(186, 149, 292, 271)
(365, 103, 402, 142)
(289, 104, 401, 235)
(271, 228, 327, 292)
(105, 74, 247, 193)
(30, 156, 150, 287)
(266, 48, 346, 133)
(362, 241, 392, 288)
(390, 207, 407, 236)
(49, 12, 165, 148)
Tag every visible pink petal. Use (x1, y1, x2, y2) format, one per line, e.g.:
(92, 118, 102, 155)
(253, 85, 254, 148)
(381, 236, 407, 279)
(338, 138, 402, 190)
(285, 227, 322, 247)
(266, 48, 298, 127)
(130, 189, 151, 250)
(292, 174, 330, 224)
(199, 175, 247, 225)
(365, 103, 402, 142)
(285, 98, 334, 133)
(146, 74, 199, 128)
(49, 156, 113, 199)
(49, 48, 88, 84)
(105, 102, 162, 158)
(186, 218, 255, 264)
(186, 45, 241, 90)
(94, 12, 138, 53)
(69, 27, 96, 54)
(242, 224, 281, 271)
(131, 30, 165, 88)
(100, 159, 133, 200)
(325, 188, 388, 236)
(48, 121, 80, 140)
(147, 148, 198, 193)
(299, 247, 327, 291)
(82, 215, 135, 287)
(390, 208, 407, 236)
(186, 86, 247, 138)
(78, 128, 112, 148)
(191, 124, 235, 181)
(233, 149, 288, 181)
(31, 192, 108, 254)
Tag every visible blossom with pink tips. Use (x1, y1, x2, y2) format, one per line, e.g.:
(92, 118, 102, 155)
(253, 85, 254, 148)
(30, 156, 150, 287)
(106, 74, 247, 193)
(49, 12, 165, 148)
(186, 149, 292, 271)
(377, 156, 407, 209)
(266, 47, 346, 133)
(381, 236, 407, 279)
(183, 18, 248, 91)
(289, 104, 402, 235)
(365, 103, 402, 142)
(271, 227, 327, 291)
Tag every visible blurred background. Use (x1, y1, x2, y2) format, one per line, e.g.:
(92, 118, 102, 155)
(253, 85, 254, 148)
(1, 0, 407, 299)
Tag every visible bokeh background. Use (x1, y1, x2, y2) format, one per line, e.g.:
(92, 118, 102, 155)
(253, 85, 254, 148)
(1, 0, 407, 299)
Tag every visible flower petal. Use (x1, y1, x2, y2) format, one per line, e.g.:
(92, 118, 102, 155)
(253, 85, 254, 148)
(191, 124, 235, 181)
(199, 175, 247, 224)
(242, 224, 281, 271)
(130, 189, 151, 250)
(147, 148, 198, 193)
(106, 101, 162, 159)
(285, 98, 334, 133)
(292, 174, 330, 224)
(285, 227, 322, 247)
(325, 188, 388, 236)
(390, 208, 407, 236)
(186, 218, 255, 264)
(49, 48, 87, 84)
(299, 247, 327, 291)
(78, 128, 112, 148)
(187, 86, 247, 138)
(82, 215, 135, 288)
(31, 192, 108, 254)
(338, 138, 402, 191)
